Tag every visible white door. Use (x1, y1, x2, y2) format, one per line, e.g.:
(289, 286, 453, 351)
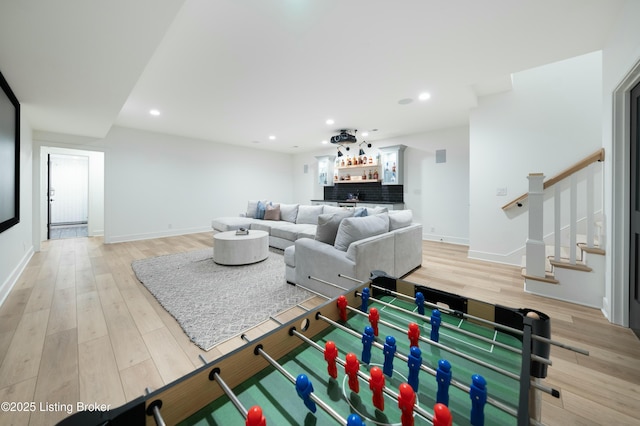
(49, 154, 89, 225)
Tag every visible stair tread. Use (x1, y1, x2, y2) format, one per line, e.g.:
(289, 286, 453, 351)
(521, 268, 559, 284)
(548, 257, 593, 272)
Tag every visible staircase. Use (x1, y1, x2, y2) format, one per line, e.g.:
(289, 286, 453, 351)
(503, 149, 606, 308)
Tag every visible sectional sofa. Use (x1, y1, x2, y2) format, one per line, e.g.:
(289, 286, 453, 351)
(211, 200, 423, 297)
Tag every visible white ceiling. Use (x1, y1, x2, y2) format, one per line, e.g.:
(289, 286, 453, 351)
(0, 0, 624, 153)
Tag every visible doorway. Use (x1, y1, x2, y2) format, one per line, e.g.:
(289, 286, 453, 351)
(630, 80, 640, 337)
(47, 153, 89, 239)
(39, 146, 104, 244)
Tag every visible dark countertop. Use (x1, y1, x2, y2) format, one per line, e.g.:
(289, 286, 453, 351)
(311, 199, 402, 204)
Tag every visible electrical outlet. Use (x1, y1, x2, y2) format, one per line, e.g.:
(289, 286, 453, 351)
(496, 187, 508, 196)
(430, 226, 435, 233)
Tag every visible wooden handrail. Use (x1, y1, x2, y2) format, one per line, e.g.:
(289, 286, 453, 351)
(501, 148, 604, 210)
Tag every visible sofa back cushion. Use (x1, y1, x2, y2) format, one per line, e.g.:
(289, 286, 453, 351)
(280, 203, 299, 223)
(389, 210, 413, 230)
(296, 205, 324, 224)
(334, 213, 390, 252)
(323, 205, 348, 215)
(315, 211, 354, 245)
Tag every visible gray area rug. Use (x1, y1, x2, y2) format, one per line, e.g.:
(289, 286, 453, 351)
(132, 248, 312, 351)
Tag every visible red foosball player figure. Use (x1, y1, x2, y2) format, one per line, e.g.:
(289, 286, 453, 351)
(246, 405, 266, 426)
(368, 307, 380, 336)
(337, 295, 348, 321)
(345, 352, 360, 393)
(408, 322, 420, 347)
(398, 382, 416, 426)
(433, 403, 453, 426)
(369, 366, 385, 411)
(324, 341, 338, 379)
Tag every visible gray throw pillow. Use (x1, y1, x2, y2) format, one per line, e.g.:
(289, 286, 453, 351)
(315, 211, 354, 245)
(389, 210, 413, 230)
(296, 205, 324, 224)
(334, 213, 390, 252)
(280, 203, 299, 223)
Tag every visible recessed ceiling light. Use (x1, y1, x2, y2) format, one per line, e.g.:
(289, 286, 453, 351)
(149, 109, 160, 116)
(398, 98, 413, 105)
(419, 92, 431, 101)
(326, 119, 334, 125)
(361, 132, 369, 137)
(321, 140, 328, 144)
(269, 135, 276, 140)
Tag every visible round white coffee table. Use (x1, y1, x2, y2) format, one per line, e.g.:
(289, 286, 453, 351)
(213, 230, 269, 265)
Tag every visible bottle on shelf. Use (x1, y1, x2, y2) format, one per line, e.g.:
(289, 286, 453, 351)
(341, 159, 345, 167)
(362, 170, 367, 180)
(368, 155, 373, 164)
(373, 169, 379, 180)
(368, 170, 372, 180)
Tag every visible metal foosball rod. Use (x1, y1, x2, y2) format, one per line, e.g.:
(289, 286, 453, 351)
(346, 301, 522, 382)
(354, 287, 551, 366)
(317, 313, 519, 418)
(144, 388, 166, 426)
(341, 277, 589, 356)
(199, 354, 249, 419)
(345, 300, 560, 400)
(240, 334, 347, 425)
(288, 326, 436, 424)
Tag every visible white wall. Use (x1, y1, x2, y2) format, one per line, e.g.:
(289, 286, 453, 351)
(292, 126, 470, 244)
(101, 127, 295, 243)
(602, 0, 640, 325)
(469, 51, 603, 265)
(0, 114, 33, 306)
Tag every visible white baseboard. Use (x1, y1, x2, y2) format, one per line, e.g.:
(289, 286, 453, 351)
(0, 246, 35, 308)
(422, 233, 469, 246)
(467, 249, 522, 267)
(105, 226, 212, 244)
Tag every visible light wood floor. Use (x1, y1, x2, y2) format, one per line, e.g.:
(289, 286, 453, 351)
(0, 234, 638, 425)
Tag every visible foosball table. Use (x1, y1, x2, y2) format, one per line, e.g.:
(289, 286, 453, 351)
(57, 271, 587, 426)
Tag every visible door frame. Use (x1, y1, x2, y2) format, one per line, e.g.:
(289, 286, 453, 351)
(37, 145, 104, 246)
(612, 59, 640, 327)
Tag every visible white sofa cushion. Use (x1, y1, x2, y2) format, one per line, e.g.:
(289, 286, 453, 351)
(334, 213, 390, 252)
(315, 211, 354, 245)
(280, 203, 299, 223)
(389, 209, 413, 230)
(296, 205, 324, 224)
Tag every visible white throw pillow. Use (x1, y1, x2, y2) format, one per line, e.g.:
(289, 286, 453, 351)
(280, 203, 299, 223)
(334, 213, 390, 252)
(296, 205, 324, 224)
(389, 210, 413, 230)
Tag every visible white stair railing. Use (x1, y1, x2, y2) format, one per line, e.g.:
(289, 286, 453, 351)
(527, 158, 603, 279)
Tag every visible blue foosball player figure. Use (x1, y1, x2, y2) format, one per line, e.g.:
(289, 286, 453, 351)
(430, 309, 442, 342)
(347, 413, 366, 426)
(361, 325, 375, 364)
(361, 287, 370, 312)
(436, 359, 452, 406)
(407, 346, 422, 392)
(415, 291, 425, 315)
(470, 374, 487, 426)
(295, 374, 316, 413)
(383, 335, 396, 377)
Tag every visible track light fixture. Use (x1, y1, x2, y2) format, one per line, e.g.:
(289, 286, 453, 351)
(337, 148, 343, 157)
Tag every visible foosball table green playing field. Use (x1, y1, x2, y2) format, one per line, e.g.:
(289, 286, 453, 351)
(57, 272, 588, 426)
